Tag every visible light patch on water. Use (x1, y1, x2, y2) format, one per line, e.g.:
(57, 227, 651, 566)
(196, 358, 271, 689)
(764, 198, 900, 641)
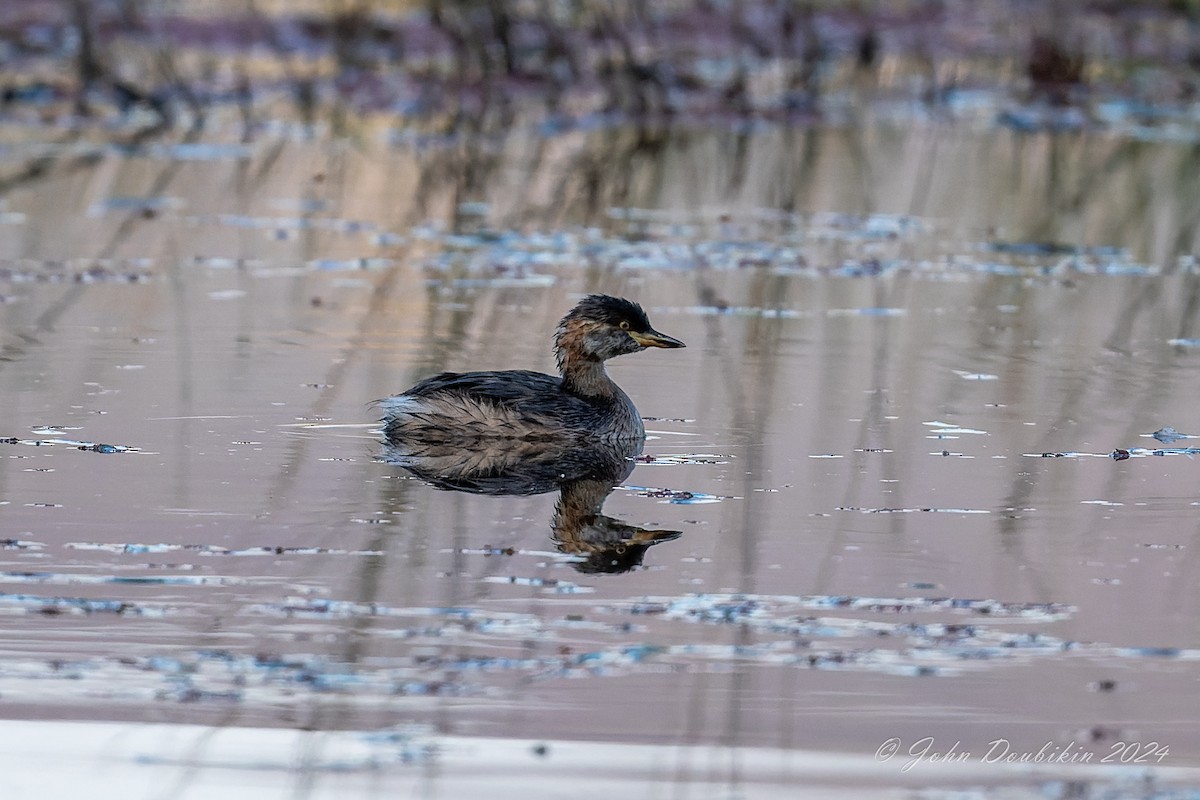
(441, 274, 558, 289)
(308, 258, 398, 271)
(1116, 647, 1200, 660)
(655, 305, 805, 318)
(191, 213, 382, 236)
(923, 421, 989, 436)
(826, 307, 907, 317)
(143, 142, 253, 160)
(87, 196, 183, 217)
(269, 197, 329, 213)
(1143, 426, 1199, 443)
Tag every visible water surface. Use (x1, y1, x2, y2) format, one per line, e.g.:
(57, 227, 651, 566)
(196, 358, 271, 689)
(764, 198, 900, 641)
(2, 116, 1200, 786)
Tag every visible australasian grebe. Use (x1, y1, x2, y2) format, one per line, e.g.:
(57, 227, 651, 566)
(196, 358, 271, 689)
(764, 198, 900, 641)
(381, 295, 684, 444)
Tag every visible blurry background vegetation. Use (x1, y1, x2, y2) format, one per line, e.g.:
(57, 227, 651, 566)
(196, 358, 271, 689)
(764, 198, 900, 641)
(2, 0, 1200, 140)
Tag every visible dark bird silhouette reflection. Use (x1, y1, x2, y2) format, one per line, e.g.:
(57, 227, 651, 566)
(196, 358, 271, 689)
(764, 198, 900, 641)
(381, 436, 681, 574)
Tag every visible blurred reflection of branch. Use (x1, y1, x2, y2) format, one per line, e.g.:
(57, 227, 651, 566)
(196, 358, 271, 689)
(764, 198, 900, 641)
(1165, 144, 1200, 270)
(1175, 275, 1200, 342)
(0, 141, 99, 198)
(1027, 138, 1141, 246)
(679, 268, 785, 750)
(543, 125, 671, 225)
(69, 0, 170, 130)
(0, 120, 200, 369)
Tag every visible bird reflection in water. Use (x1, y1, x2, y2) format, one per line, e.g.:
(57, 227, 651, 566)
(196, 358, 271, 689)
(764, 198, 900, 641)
(379, 296, 685, 573)
(380, 436, 681, 573)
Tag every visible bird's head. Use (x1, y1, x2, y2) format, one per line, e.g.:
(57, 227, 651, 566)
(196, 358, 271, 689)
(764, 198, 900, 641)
(554, 295, 684, 367)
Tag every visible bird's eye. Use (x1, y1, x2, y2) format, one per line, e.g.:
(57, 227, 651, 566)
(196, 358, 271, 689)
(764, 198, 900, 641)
(619, 320, 631, 331)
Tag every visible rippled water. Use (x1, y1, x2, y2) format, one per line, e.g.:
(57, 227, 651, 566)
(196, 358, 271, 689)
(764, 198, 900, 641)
(2, 116, 1200, 787)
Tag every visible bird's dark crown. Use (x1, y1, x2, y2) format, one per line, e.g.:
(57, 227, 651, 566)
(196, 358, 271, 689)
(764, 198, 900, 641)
(562, 294, 653, 332)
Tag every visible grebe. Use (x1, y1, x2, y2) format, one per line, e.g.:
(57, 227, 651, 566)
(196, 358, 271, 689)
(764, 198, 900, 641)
(381, 295, 684, 444)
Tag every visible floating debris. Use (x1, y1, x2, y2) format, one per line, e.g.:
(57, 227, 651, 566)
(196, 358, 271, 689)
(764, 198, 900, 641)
(620, 485, 727, 504)
(29, 426, 83, 435)
(617, 592, 1074, 622)
(453, 546, 518, 557)
(0, 260, 154, 285)
(631, 453, 729, 465)
(482, 576, 592, 594)
(2, 582, 1190, 714)
(1, 436, 139, 453)
(986, 241, 1122, 257)
(1026, 447, 1200, 460)
(65, 542, 177, 554)
(0, 592, 174, 616)
(0, 539, 45, 551)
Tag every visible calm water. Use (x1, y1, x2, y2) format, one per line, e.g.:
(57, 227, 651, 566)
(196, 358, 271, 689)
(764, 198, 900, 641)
(2, 116, 1200, 784)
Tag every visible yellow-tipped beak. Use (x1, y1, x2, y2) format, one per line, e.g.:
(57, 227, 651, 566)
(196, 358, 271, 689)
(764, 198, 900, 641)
(630, 329, 686, 349)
